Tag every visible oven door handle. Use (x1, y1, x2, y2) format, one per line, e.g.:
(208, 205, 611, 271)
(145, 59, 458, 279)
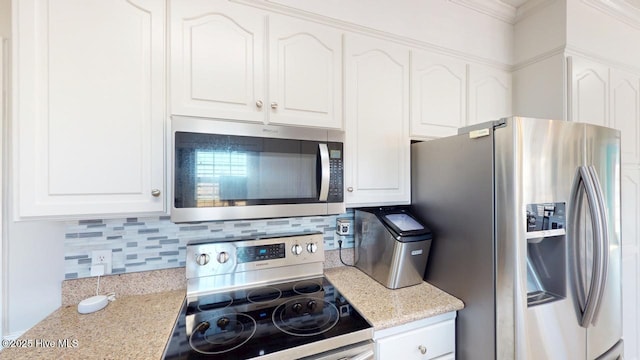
(318, 143, 330, 201)
(339, 349, 374, 360)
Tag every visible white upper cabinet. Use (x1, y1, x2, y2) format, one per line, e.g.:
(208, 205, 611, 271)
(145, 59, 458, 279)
(610, 69, 640, 165)
(344, 34, 410, 206)
(411, 51, 467, 138)
(170, 0, 265, 123)
(171, 1, 343, 129)
(468, 64, 512, 125)
(14, 0, 165, 218)
(570, 57, 609, 127)
(268, 15, 342, 129)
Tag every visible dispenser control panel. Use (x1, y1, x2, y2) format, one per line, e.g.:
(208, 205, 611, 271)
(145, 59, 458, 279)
(526, 202, 566, 232)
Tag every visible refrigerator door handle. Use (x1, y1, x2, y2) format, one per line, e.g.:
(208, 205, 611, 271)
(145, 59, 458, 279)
(587, 165, 609, 325)
(570, 166, 605, 328)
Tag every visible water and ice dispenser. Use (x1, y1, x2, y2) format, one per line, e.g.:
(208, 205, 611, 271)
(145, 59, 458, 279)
(526, 202, 567, 306)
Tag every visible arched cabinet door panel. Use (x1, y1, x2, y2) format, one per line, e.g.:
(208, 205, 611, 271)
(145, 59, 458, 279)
(344, 34, 410, 207)
(170, 0, 265, 123)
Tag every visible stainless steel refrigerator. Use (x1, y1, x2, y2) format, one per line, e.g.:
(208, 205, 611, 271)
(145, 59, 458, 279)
(411, 117, 622, 360)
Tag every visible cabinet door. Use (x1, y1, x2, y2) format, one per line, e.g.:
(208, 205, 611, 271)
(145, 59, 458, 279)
(610, 69, 640, 165)
(468, 64, 512, 126)
(344, 35, 410, 206)
(411, 51, 466, 138)
(170, 0, 265, 123)
(15, 0, 165, 218)
(268, 15, 342, 129)
(376, 319, 455, 360)
(569, 56, 609, 127)
(622, 167, 640, 360)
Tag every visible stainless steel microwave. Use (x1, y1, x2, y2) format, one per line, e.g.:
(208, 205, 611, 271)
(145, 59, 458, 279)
(171, 116, 345, 223)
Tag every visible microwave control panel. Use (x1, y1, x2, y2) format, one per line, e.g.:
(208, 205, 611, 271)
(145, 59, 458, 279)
(327, 142, 344, 202)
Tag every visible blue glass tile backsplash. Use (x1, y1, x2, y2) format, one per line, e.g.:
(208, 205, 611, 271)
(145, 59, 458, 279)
(64, 210, 355, 279)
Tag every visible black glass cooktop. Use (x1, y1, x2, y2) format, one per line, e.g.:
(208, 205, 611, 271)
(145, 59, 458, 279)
(162, 277, 371, 359)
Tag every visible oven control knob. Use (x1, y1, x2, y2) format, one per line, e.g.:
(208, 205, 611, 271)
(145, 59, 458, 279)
(196, 253, 210, 266)
(307, 300, 317, 311)
(292, 303, 303, 313)
(217, 251, 230, 264)
(306, 242, 318, 253)
(291, 244, 303, 256)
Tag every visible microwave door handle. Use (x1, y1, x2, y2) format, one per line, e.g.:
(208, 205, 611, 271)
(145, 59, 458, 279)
(587, 165, 609, 324)
(318, 143, 330, 201)
(576, 165, 605, 328)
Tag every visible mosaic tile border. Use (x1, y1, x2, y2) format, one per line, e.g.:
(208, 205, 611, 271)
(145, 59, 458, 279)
(64, 211, 355, 279)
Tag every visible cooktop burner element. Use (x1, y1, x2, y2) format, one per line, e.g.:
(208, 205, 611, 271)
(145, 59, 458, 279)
(196, 294, 233, 312)
(247, 286, 282, 304)
(162, 232, 373, 360)
(272, 298, 339, 337)
(293, 280, 324, 295)
(189, 313, 257, 355)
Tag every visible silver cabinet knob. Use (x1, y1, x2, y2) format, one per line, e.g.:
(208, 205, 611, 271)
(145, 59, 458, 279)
(418, 345, 427, 355)
(217, 251, 229, 264)
(151, 189, 161, 197)
(256, 100, 263, 108)
(347, 187, 354, 192)
(291, 244, 303, 256)
(306, 242, 318, 253)
(271, 102, 278, 109)
(196, 253, 210, 266)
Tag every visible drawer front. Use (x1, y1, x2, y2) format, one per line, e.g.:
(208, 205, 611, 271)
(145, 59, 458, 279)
(376, 319, 455, 360)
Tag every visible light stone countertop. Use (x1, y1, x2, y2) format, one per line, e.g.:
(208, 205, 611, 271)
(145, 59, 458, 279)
(0, 290, 185, 360)
(324, 266, 464, 330)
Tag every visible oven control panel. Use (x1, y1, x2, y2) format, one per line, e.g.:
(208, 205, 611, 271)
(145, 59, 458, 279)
(186, 232, 325, 281)
(237, 243, 286, 263)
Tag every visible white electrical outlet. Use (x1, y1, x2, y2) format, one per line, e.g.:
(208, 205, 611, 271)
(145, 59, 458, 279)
(336, 219, 352, 235)
(91, 250, 112, 275)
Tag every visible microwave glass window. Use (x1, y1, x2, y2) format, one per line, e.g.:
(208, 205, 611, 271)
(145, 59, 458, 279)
(174, 132, 321, 208)
(195, 151, 248, 207)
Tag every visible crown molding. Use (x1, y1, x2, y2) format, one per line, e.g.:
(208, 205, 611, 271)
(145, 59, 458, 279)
(235, 0, 512, 70)
(449, 0, 517, 23)
(449, 0, 557, 24)
(582, 0, 640, 30)
(514, 0, 557, 22)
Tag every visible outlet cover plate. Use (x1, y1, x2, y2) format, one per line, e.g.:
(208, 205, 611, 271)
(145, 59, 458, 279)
(91, 250, 112, 275)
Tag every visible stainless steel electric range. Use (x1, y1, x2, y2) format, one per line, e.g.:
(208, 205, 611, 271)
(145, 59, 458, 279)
(162, 232, 373, 360)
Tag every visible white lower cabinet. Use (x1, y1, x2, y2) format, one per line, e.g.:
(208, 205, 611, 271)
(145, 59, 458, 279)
(374, 313, 456, 360)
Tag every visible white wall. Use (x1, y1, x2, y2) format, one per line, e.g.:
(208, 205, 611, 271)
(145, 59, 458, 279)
(264, 0, 514, 65)
(5, 221, 65, 336)
(512, 53, 566, 120)
(513, 0, 566, 65)
(567, 0, 640, 68)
